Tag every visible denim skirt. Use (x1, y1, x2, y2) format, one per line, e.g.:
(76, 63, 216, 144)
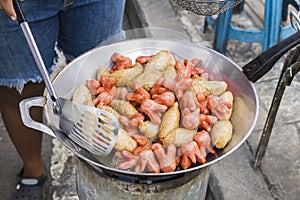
(0, 0, 125, 92)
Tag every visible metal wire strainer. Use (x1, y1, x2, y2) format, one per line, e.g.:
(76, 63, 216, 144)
(173, 0, 244, 16)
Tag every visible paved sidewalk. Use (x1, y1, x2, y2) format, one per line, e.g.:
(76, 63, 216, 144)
(1, 0, 299, 199)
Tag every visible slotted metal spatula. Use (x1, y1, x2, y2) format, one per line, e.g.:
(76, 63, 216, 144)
(58, 98, 119, 155)
(13, 0, 119, 156)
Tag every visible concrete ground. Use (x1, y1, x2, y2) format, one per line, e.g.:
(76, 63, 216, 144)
(1, 0, 299, 199)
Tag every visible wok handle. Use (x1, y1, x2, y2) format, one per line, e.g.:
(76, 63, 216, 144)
(242, 31, 300, 82)
(19, 96, 56, 138)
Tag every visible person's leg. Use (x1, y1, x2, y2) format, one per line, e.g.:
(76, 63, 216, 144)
(0, 0, 62, 181)
(0, 82, 45, 178)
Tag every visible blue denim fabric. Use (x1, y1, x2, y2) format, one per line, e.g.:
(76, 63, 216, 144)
(0, 0, 125, 92)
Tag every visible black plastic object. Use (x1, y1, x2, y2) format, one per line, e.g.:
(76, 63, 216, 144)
(12, 0, 26, 24)
(242, 31, 300, 82)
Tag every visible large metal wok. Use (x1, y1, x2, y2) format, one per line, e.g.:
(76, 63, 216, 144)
(20, 31, 300, 181)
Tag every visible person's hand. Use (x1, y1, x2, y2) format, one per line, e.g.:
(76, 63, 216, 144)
(0, 0, 16, 20)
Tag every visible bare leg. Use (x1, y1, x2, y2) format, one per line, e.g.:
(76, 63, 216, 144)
(0, 82, 45, 178)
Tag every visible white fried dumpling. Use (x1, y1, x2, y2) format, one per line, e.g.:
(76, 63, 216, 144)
(163, 64, 177, 80)
(73, 84, 100, 144)
(211, 120, 233, 149)
(72, 84, 94, 107)
(207, 81, 228, 96)
(163, 128, 197, 147)
(114, 128, 137, 152)
(100, 106, 121, 121)
(219, 91, 234, 120)
(110, 100, 138, 119)
(191, 80, 227, 96)
(133, 50, 176, 90)
(108, 63, 143, 87)
(158, 102, 180, 139)
(191, 78, 210, 96)
(139, 120, 160, 139)
(97, 66, 110, 81)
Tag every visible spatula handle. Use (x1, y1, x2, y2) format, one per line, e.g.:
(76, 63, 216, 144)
(12, 0, 25, 23)
(12, 0, 62, 114)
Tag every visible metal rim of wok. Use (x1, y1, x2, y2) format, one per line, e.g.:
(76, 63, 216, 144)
(44, 37, 259, 180)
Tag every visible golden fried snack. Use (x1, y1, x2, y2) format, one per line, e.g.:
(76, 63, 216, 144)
(219, 91, 234, 120)
(139, 120, 160, 139)
(163, 65, 177, 80)
(97, 66, 110, 81)
(110, 99, 139, 119)
(133, 50, 176, 90)
(72, 84, 94, 107)
(191, 80, 227, 96)
(163, 127, 197, 147)
(108, 63, 143, 87)
(207, 81, 228, 96)
(100, 106, 121, 121)
(191, 78, 210, 96)
(211, 120, 233, 149)
(114, 128, 137, 152)
(158, 102, 180, 139)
